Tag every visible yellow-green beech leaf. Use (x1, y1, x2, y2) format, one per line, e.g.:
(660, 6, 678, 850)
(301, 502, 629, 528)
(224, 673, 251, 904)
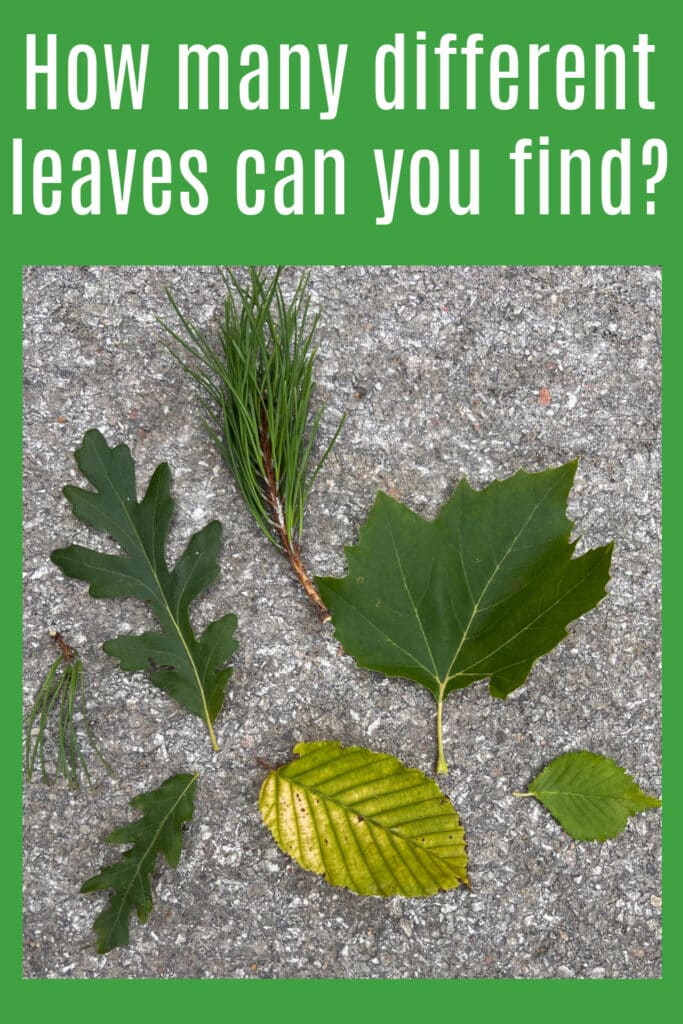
(317, 462, 613, 773)
(259, 741, 468, 897)
(51, 430, 238, 751)
(519, 751, 661, 841)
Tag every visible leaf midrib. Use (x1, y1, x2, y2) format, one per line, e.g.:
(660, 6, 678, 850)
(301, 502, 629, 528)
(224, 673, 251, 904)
(284, 775, 465, 864)
(533, 788, 657, 802)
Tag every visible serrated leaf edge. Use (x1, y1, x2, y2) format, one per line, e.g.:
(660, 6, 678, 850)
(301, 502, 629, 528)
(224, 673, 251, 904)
(523, 751, 661, 842)
(260, 742, 469, 897)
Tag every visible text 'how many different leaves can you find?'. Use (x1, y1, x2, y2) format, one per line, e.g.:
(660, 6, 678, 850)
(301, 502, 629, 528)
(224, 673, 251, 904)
(11, 31, 669, 224)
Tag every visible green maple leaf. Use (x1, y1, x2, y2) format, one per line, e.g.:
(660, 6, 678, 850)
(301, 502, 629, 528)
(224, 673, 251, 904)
(517, 751, 661, 841)
(81, 771, 198, 952)
(51, 430, 238, 751)
(317, 462, 613, 773)
(259, 741, 468, 896)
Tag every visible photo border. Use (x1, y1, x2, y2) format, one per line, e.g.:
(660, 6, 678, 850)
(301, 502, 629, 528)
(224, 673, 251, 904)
(5, 0, 674, 1013)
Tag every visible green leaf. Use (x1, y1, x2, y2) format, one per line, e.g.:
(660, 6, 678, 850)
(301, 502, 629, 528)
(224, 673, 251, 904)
(51, 430, 238, 751)
(259, 741, 468, 896)
(81, 771, 199, 953)
(519, 751, 661, 841)
(317, 462, 613, 773)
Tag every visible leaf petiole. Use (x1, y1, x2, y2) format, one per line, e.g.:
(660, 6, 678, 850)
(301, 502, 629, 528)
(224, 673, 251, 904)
(435, 690, 448, 775)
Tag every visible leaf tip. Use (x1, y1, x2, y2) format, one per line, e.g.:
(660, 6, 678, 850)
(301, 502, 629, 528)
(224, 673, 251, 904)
(79, 427, 107, 449)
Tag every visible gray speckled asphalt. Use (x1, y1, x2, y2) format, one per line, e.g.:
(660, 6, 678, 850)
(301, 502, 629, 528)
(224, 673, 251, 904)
(23, 265, 661, 979)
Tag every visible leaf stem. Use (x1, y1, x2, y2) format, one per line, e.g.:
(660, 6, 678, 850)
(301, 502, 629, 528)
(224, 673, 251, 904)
(206, 719, 220, 753)
(512, 791, 535, 798)
(435, 691, 448, 775)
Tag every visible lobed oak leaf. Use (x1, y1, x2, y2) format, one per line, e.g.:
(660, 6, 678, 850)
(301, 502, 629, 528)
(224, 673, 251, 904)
(51, 430, 237, 751)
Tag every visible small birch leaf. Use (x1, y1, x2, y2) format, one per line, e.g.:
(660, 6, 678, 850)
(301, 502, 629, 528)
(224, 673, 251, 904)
(259, 741, 468, 896)
(81, 771, 198, 953)
(317, 462, 613, 772)
(522, 751, 661, 841)
(51, 430, 238, 751)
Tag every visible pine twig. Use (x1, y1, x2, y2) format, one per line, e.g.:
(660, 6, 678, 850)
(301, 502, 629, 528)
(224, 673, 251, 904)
(259, 408, 330, 621)
(159, 267, 344, 620)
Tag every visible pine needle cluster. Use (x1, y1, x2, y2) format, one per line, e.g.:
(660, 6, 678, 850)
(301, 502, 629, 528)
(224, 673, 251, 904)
(161, 267, 344, 618)
(24, 632, 113, 788)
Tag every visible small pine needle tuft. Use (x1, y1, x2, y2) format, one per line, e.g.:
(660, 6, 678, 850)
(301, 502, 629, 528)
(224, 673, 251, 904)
(24, 632, 113, 788)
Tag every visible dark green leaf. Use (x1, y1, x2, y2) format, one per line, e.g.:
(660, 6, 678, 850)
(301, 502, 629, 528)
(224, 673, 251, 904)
(81, 771, 198, 953)
(51, 430, 237, 750)
(521, 751, 661, 841)
(259, 741, 468, 896)
(317, 463, 613, 772)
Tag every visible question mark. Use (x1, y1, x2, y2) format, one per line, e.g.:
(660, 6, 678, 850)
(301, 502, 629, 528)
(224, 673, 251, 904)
(642, 139, 668, 215)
